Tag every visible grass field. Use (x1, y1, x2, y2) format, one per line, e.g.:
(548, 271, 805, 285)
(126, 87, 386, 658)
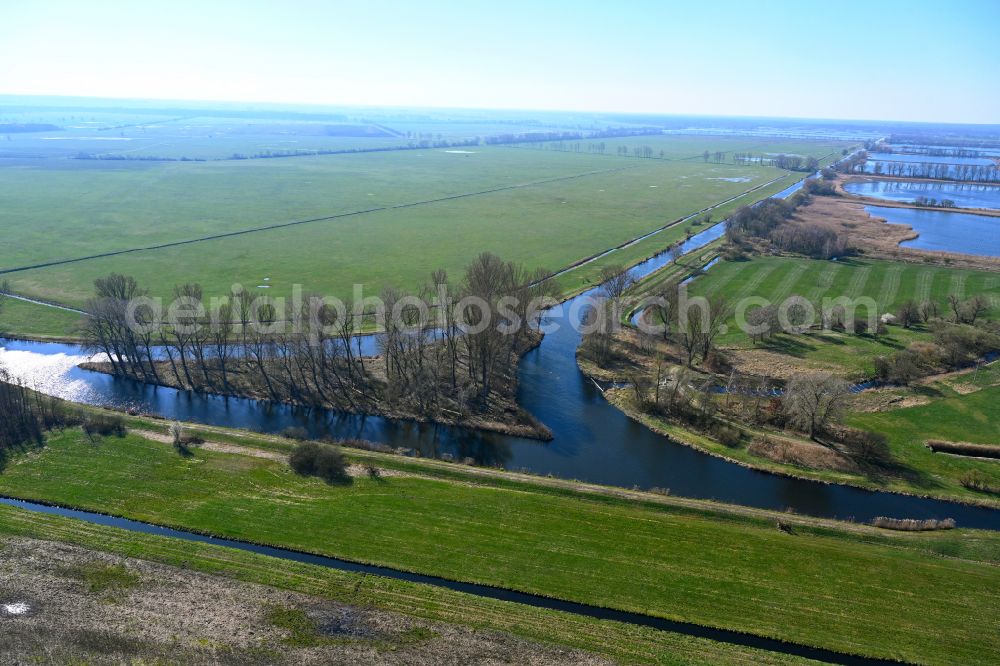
(4, 153, 790, 308)
(618, 253, 1000, 501)
(0, 505, 815, 665)
(0, 297, 81, 340)
(684, 255, 1000, 369)
(1, 148, 638, 268)
(848, 366, 1000, 499)
(551, 174, 801, 298)
(515, 135, 853, 162)
(1, 425, 998, 664)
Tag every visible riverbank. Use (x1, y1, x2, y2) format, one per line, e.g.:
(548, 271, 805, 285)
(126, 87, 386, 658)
(2, 420, 999, 665)
(577, 333, 1000, 510)
(573, 193, 1000, 507)
(802, 185, 1000, 271)
(78, 333, 553, 442)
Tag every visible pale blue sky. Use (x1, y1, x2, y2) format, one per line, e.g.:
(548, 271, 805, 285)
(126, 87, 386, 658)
(2, 0, 998, 123)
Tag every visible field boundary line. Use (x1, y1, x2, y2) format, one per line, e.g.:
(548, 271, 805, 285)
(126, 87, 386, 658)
(0, 164, 646, 278)
(542, 173, 792, 284)
(0, 291, 86, 315)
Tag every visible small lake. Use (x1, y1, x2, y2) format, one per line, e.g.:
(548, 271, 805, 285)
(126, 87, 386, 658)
(846, 180, 1000, 210)
(865, 205, 1000, 257)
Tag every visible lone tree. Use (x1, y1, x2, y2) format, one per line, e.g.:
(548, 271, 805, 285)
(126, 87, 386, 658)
(782, 372, 850, 441)
(600, 264, 632, 303)
(897, 300, 921, 329)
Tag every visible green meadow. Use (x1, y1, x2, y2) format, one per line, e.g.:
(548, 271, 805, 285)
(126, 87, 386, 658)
(849, 373, 1000, 499)
(1, 148, 633, 268)
(5, 154, 790, 307)
(0, 504, 814, 666)
(1, 425, 998, 665)
(516, 135, 852, 162)
(0, 297, 81, 340)
(685, 255, 1000, 366)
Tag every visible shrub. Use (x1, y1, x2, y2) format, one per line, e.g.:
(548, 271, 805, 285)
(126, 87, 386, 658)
(289, 441, 350, 484)
(169, 422, 183, 447)
(803, 179, 837, 196)
(835, 428, 892, 466)
(711, 423, 743, 447)
(282, 426, 310, 441)
(82, 415, 126, 438)
(722, 245, 749, 262)
(927, 440, 1000, 460)
(869, 517, 956, 531)
(959, 470, 1000, 494)
(873, 350, 924, 385)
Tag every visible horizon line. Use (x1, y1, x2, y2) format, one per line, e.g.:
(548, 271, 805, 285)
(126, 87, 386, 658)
(2, 91, 998, 129)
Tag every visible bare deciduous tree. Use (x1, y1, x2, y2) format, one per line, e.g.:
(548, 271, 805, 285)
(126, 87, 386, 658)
(782, 373, 850, 441)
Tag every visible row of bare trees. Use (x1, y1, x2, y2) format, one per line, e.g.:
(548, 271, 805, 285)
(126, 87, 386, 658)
(80, 253, 556, 421)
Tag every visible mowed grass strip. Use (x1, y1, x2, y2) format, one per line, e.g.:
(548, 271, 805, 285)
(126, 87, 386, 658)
(688, 256, 1000, 347)
(806, 261, 842, 302)
(1, 429, 998, 664)
(0, 504, 815, 666)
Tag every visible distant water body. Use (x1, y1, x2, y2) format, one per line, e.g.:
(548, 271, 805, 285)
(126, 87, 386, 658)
(866, 205, 1000, 257)
(846, 180, 1000, 210)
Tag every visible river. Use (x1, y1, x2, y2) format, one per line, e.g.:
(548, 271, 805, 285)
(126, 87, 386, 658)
(2, 175, 998, 528)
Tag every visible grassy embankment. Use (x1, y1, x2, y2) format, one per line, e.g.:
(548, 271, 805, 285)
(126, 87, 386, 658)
(0, 505, 814, 666)
(1, 421, 999, 665)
